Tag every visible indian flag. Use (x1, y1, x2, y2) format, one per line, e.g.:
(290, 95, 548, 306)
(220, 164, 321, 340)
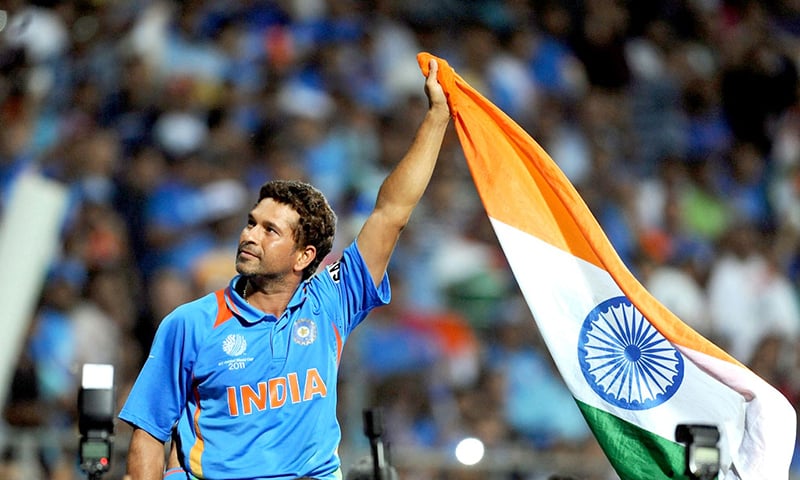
(417, 52, 797, 480)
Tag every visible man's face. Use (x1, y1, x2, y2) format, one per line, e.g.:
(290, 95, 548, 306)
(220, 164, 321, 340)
(235, 198, 303, 278)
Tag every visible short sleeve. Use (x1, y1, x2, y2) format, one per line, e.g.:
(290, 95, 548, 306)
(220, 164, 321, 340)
(118, 307, 197, 442)
(319, 241, 390, 335)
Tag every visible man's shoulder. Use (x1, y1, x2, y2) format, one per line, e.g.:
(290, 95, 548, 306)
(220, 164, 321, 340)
(161, 289, 226, 330)
(310, 242, 366, 284)
(174, 289, 221, 312)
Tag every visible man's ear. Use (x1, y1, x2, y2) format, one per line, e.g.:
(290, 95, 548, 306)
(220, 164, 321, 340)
(295, 245, 317, 273)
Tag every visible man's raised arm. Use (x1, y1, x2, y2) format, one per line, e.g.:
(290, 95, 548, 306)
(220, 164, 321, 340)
(356, 58, 451, 285)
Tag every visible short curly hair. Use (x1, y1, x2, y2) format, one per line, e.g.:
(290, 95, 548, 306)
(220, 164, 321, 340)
(258, 180, 337, 279)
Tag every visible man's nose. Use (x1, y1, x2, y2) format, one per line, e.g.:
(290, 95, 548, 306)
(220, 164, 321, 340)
(240, 226, 258, 242)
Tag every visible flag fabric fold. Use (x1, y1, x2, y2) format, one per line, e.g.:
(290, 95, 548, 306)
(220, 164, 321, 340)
(417, 51, 797, 480)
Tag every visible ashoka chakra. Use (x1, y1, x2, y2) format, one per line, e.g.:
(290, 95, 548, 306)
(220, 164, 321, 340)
(578, 296, 683, 410)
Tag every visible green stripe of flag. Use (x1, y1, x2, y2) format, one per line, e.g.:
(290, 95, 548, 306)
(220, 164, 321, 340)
(576, 399, 699, 480)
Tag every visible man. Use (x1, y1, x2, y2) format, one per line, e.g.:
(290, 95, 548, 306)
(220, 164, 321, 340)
(118, 58, 450, 479)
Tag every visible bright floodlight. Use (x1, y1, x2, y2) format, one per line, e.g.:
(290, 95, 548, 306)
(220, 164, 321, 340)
(454, 437, 484, 466)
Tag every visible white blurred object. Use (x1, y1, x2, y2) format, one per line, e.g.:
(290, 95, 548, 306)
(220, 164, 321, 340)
(454, 437, 484, 466)
(81, 364, 114, 390)
(4, 6, 68, 62)
(0, 173, 69, 412)
(126, 3, 171, 69)
(277, 82, 334, 120)
(647, 265, 710, 336)
(290, 0, 326, 21)
(486, 52, 539, 119)
(153, 112, 209, 157)
(202, 179, 249, 222)
(708, 252, 800, 362)
(26, 64, 54, 99)
(625, 37, 665, 81)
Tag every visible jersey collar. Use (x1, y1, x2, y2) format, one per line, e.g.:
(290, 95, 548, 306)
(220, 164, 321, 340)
(225, 275, 307, 324)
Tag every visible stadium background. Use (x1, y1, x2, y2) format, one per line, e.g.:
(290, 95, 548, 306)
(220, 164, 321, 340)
(2, 0, 800, 478)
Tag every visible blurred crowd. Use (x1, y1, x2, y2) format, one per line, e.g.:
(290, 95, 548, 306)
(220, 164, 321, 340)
(2, 0, 800, 479)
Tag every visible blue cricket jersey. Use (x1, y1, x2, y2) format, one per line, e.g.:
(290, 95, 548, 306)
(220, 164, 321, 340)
(119, 241, 390, 479)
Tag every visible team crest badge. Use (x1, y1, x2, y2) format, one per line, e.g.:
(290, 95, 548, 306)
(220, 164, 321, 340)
(293, 318, 317, 346)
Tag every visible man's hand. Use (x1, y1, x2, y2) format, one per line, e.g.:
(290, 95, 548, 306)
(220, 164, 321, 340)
(425, 59, 449, 118)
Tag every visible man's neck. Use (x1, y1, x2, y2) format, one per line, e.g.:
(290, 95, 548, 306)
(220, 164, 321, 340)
(242, 276, 301, 318)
